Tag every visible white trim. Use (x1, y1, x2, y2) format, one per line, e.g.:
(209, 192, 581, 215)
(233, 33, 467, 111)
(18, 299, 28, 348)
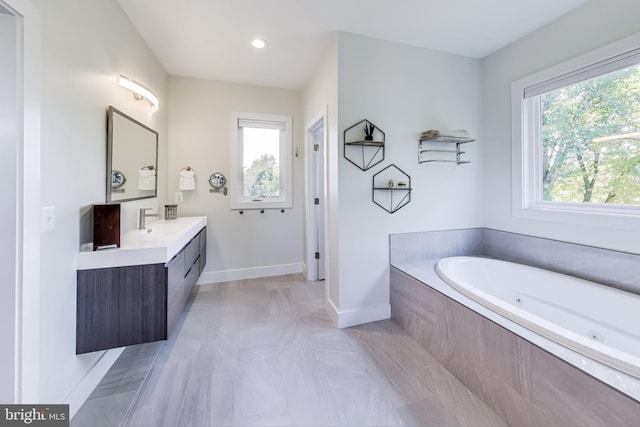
(229, 111, 293, 210)
(523, 46, 640, 98)
(304, 107, 328, 282)
(326, 297, 339, 327)
(65, 348, 124, 419)
(512, 31, 640, 230)
(334, 303, 391, 329)
(197, 262, 303, 284)
(2, 0, 41, 404)
(514, 32, 640, 102)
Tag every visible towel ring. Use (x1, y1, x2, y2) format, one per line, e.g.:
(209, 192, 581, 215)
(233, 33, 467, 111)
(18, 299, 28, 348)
(181, 166, 193, 171)
(140, 165, 155, 171)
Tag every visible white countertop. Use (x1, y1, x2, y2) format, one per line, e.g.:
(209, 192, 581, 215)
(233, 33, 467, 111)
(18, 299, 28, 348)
(77, 216, 207, 270)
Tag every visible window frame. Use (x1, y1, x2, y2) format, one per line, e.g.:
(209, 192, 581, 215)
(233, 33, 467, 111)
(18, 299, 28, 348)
(511, 33, 640, 230)
(230, 111, 293, 210)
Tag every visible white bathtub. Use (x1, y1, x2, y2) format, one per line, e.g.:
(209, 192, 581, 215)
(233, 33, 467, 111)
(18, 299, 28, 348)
(436, 256, 640, 380)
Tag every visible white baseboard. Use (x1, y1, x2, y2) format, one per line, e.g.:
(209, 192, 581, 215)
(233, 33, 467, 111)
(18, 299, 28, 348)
(326, 300, 390, 329)
(197, 263, 304, 284)
(66, 347, 124, 418)
(326, 298, 340, 327)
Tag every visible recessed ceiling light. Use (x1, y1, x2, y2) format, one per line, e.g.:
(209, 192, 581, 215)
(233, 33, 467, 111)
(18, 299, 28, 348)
(251, 38, 268, 49)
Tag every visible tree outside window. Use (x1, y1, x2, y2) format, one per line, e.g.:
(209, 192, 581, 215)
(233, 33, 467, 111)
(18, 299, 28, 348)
(540, 64, 640, 205)
(230, 112, 292, 209)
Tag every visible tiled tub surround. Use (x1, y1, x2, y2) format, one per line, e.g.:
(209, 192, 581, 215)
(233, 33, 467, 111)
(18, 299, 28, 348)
(389, 228, 640, 425)
(390, 228, 640, 294)
(390, 266, 640, 426)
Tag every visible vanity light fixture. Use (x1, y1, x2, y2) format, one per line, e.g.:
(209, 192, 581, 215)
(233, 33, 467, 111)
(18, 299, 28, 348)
(251, 38, 268, 49)
(118, 74, 159, 112)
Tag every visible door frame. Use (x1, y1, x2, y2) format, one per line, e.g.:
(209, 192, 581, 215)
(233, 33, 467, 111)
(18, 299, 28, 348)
(304, 107, 328, 282)
(1, 0, 41, 404)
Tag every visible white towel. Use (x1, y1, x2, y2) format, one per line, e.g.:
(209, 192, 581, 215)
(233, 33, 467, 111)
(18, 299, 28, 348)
(179, 170, 196, 191)
(138, 169, 156, 190)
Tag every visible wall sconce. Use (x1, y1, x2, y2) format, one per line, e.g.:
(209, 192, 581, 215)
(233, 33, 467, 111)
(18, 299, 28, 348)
(118, 74, 159, 112)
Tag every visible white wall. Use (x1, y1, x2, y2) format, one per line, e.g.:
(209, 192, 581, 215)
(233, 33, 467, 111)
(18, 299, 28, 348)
(334, 33, 484, 326)
(302, 35, 340, 314)
(32, 0, 168, 408)
(482, 0, 640, 254)
(168, 76, 304, 282)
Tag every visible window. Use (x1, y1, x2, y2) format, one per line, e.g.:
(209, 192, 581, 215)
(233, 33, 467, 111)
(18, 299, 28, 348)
(512, 35, 640, 228)
(230, 112, 293, 209)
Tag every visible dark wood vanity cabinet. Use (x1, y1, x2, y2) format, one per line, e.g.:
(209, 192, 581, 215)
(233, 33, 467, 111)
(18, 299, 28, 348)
(166, 227, 203, 335)
(77, 227, 207, 354)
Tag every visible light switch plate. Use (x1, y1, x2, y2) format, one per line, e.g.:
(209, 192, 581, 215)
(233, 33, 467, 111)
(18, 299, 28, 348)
(41, 206, 55, 231)
(175, 192, 183, 203)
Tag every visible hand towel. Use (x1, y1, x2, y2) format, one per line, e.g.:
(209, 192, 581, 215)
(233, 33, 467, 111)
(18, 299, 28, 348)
(179, 169, 196, 191)
(138, 169, 156, 190)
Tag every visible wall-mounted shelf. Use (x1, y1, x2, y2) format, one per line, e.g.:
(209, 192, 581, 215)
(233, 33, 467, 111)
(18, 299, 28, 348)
(372, 164, 412, 213)
(344, 119, 385, 170)
(345, 140, 385, 147)
(419, 136, 474, 165)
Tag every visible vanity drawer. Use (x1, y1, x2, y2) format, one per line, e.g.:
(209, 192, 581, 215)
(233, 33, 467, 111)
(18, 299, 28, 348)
(184, 234, 200, 276)
(166, 251, 185, 337)
(76, 263, 167, 354)
(199, 228, 207, 274)
(185, 258, 200, 289)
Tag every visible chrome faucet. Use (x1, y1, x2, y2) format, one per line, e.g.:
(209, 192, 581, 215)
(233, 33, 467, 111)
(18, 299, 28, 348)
(138, 208, 159, 230)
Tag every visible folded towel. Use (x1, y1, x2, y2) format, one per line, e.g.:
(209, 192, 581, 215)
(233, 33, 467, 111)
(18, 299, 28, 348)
(420, 130, 440, 139)
(421, 129, 470, 139)
(179, 170, 196, 191)
(138, 169, 156, 190)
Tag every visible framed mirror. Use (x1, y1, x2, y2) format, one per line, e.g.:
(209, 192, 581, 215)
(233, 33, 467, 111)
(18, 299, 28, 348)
(106, 106, 158, 203)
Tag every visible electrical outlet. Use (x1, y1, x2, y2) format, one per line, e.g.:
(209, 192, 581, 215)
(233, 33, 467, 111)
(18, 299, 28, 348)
(175, 192, 183, 203)
(41, 206, 55, 232)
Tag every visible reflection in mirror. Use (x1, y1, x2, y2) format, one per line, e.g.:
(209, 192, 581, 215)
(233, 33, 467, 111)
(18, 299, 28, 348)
(107, 106, 158, 203)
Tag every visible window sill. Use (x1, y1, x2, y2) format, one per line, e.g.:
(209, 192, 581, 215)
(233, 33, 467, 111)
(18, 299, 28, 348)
(230, 199, 292, 210)
(513, 202, 640, 231)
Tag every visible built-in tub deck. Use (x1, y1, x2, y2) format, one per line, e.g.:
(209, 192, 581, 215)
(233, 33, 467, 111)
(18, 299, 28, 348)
(391, 258, 640, 427)
(436, 256, 640, 380)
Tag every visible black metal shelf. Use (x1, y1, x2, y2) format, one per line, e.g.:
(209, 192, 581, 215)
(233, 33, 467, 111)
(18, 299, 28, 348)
(372, 164, 412, 213)
(345, 140, 385, 147)
(344, 119, 385, 170)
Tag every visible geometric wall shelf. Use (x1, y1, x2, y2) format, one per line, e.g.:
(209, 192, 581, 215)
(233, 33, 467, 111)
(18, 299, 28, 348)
(372, 164, 412, 213)
(344, 119, 385, 171)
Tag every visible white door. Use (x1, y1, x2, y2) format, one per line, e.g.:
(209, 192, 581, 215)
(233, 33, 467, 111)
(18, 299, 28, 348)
(305, 112, 326, 282)
(311, 123, 325, 280)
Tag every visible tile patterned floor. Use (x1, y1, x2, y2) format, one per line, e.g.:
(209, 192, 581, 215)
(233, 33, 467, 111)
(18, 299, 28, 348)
(72, 274, 506, 427)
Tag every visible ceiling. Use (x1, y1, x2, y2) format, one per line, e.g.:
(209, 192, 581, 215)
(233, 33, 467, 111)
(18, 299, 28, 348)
(118, 0, 587, 90)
